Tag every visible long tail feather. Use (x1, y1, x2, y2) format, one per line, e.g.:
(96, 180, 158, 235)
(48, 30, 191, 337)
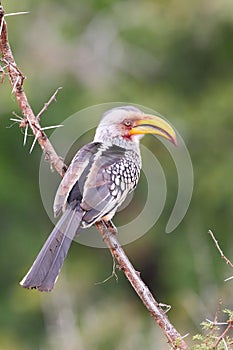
(20, 206, 82, 292)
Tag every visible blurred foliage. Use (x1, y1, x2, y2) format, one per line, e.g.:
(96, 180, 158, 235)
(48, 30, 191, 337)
(1, 0, 233, 349)
(192, 309, 233, 349)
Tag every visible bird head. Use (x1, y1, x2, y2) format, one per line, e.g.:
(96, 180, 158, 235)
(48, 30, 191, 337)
(94, 106, 177, 147)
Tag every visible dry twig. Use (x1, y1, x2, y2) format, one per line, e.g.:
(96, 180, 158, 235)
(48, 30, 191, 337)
(36, 87, 63, 121)
(0, 5, 189, 349)
(208, 230, 233, 268)
(208, 230, 233, 282)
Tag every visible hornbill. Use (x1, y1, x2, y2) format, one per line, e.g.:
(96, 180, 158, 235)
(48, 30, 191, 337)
(20, 106, 177, 291)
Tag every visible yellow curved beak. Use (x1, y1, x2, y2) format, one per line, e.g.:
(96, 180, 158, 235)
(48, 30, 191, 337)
(129, 114, 177, 146)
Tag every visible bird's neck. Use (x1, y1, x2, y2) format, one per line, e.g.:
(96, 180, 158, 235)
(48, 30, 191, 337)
(94, 133, 140, 154)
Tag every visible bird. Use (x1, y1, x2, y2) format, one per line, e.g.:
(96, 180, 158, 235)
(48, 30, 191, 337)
(20, 106, 177, 292)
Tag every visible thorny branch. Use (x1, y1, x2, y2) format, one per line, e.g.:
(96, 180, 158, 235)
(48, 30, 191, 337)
(206, 308, 233, 349)
(0, 5, 189, 349)
(214, 321, 233, 348)
(0, 6, 66, 176)
(96, 221, 189, 349)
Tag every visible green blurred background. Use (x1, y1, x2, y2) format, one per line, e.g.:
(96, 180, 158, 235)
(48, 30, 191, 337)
(1, 0, 233, 349)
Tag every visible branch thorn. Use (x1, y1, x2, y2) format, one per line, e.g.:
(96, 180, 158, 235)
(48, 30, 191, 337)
(23, 123, 28, 146)
(29, 130, 40, 154)
(5, 11, 29, 17)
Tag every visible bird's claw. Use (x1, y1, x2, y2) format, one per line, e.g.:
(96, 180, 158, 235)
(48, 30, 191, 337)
(105, 220, 118, 235)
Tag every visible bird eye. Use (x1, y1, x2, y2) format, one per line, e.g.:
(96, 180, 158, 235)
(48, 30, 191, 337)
(123, 120, 133, 127)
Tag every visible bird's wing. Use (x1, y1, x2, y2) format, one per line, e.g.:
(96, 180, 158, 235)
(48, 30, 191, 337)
(55, 142, 140, 226)
(53, 142, 102, 217)
(78, 145, 140, 225)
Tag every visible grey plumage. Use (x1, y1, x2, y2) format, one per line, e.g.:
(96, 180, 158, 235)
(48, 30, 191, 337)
(20, 142, 141, 291)
(20, 105, 177, 291)
(20, 204, 82, 291)
(55, 142, 141, 226)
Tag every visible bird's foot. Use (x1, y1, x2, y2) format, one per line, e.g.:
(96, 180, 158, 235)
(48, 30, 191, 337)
(96, 220, 118, 242)
(105, 220, 118, 235)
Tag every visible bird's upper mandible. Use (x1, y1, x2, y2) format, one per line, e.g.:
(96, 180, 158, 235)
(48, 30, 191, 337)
(53, 106, 177, 228)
